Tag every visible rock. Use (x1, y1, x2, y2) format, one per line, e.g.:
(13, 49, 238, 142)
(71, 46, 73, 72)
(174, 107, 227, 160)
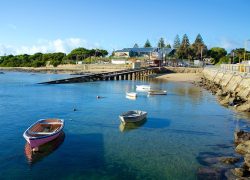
(216, 89, 223, 96)
(197, 167, 223, 180)
(220, 157, 240, 164)
(201, 157, 220, 166)
(236, 140, 250, 155)
(219, 96, 230, 106)
(244, 154, 250, 168)
(224, 169, 241, 180)
(235, 131, 250, 145)
(237, 103, 250, 112)
(231, 168, 245, 177)
(231, 166, 250, 178)
(228, 97, 237, 106)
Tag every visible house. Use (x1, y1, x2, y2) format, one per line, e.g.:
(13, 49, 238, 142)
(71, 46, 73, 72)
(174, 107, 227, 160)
(114, 47, 173, 61)
(114, 50, 130, 58)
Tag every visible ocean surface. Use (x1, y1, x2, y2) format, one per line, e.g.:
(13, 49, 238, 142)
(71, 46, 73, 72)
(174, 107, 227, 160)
(0, 71, 250, 179)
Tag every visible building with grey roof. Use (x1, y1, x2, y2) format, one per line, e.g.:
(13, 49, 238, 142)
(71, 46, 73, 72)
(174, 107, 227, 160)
(114, 47, 173, 60)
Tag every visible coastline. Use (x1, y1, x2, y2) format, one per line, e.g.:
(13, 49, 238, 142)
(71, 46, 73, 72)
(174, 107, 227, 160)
(0, 66, 203, 83)
(155, 73, 201, 82)
(0, 64, 129, 74)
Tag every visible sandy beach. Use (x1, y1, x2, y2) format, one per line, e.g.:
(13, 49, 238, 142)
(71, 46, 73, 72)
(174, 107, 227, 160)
(0, 64, 129, 74)
(156, 73, 201, 82)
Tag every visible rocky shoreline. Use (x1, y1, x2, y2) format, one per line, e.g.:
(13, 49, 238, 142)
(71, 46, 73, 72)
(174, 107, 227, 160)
(196, 77, 250, 112)
(195, 68, 250, 179)
(195, 69, 250, 113)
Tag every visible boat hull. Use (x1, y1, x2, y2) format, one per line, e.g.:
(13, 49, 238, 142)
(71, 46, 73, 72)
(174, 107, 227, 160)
(23, 119, 64, 149)
(24, 131, 62, 149)
(126, 92, 137, 98)
(119, 110, 147, 124)
(148, 90, 167, 95)
(136, 85, 151, 91)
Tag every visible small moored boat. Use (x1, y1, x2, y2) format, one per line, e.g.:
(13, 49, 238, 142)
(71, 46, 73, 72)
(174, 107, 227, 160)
(148, 90, 167, 95)
(136, 85, 151, 91)
(126, 92, 137, 98)
(119, 110, 147, 124)
(23, 119, 64, 149)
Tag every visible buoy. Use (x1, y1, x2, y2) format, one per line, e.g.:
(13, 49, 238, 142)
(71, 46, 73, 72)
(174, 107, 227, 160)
(73, 108, 77, 111)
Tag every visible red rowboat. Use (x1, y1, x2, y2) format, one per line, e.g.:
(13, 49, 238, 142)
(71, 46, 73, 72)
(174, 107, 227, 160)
(23, 119, 64, 149)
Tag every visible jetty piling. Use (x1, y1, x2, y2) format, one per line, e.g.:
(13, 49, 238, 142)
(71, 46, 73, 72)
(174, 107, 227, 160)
(39, 67, 158, 84)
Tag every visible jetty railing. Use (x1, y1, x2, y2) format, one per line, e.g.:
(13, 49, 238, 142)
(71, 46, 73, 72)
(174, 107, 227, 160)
(220, 64, 250, 73)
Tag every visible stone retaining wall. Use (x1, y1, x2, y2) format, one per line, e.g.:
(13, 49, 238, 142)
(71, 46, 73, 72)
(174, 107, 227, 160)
(201, 68, 250, 112)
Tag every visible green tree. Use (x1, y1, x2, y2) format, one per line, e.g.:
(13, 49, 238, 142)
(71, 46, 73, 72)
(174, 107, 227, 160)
(177, 34, 190, 59)
(173, 35, 181, 49)
(233, 48, 245, 62)
(30, 53, 46, 67)
(191, 34, 208, 60)
(133, 43, 139, 48)
(49, 53, 66, 67)
(144, 39, 152, 48)
(96, 49, 108, 57)
(207, 47, 227, 64)
(67, 47, 91, 61)
(166, 44, 171, 48)
(217, 56, 230, 64)
(157, 37, 165, 48)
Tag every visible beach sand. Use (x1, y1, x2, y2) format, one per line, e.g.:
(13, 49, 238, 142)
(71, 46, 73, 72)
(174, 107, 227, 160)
(156, 73, 201, 82)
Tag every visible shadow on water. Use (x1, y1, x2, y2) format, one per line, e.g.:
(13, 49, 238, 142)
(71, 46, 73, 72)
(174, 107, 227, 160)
(29, 133, 105, 179)
(119, 119, 147, 132)
(206, 143, 233, 150)
(167, 129, 215, 136)
(59, 133, 104, 170)
(24, 132, 65, 165)
(143, 118, 171, 129)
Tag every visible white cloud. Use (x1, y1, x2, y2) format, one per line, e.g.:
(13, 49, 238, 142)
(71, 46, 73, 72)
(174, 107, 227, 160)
(0, 38, 101, 55)
(217, 38, 242, 51)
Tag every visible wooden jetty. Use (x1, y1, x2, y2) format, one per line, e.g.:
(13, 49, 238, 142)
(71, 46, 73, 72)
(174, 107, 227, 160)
(39, 67, 158, 84)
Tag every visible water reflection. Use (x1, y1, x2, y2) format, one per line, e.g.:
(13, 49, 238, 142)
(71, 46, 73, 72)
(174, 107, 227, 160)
(24, 132, 65, 165)
(119, 119, 147, 132)
(173, 84, 203, 103)
(126, 95, 137, 100)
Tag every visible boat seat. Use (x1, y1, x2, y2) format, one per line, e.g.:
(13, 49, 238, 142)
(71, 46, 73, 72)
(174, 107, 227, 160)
(28, 131, 53, 135)
(39, 122, 62, 125)
(28, 127, 60, 135)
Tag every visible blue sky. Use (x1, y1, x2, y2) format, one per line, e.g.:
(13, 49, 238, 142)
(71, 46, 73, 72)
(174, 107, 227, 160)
(0, 0, 249, 55)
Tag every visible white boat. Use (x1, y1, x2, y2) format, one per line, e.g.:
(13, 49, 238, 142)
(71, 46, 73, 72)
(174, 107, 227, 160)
(126, 92, 137, 98)
(126, 95, 136, 100)
(119, 110, 147, 124)
(136, 85, 151, 91)
(148, 90, 167, 95)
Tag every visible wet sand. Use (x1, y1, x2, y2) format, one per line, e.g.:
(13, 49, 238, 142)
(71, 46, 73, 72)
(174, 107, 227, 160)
(156, 73, 201, 82)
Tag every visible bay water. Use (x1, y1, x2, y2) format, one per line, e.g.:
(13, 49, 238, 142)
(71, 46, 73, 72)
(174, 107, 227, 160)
(0, 72, 250, 179)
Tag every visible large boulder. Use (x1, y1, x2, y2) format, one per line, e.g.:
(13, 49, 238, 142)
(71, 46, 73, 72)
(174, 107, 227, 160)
(219, 157, 240, 165)
(236, 103, 250, 112)
(197, 167, 223, 180)
(244, 154, 250, 168)
(219, 94, 231, 106)
(231, 168, 246, 177)
(234, 131, 250, 145)
(236, 140, 250, 155)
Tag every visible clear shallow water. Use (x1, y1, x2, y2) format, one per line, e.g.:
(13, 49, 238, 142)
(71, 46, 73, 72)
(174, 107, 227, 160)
(0, 72, 250, 179)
